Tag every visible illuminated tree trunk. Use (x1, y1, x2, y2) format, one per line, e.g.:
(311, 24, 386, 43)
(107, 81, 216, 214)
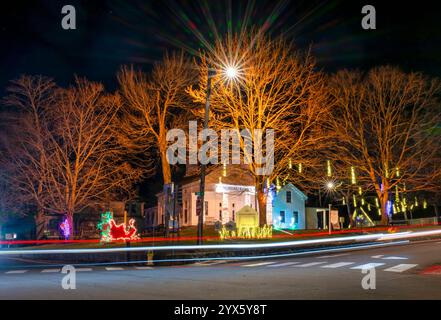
(378, 191, 390, 226)
(159, 145, 171, 185)
(67, 212, 74, 240)
(256, 177, 267, 226)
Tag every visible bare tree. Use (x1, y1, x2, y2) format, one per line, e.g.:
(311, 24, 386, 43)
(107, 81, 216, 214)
(188, 32, 330, 225)
(329, 67, 441, 225)
(1, 76, 56, 239)
(2, 76, 142, 238)
(117, 52, 196, 185)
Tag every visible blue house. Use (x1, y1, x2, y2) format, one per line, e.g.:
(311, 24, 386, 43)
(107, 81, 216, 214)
(272, 183, 307, 230)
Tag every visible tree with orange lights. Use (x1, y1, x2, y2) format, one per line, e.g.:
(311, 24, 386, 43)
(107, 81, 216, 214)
(188, 32, 331, 225)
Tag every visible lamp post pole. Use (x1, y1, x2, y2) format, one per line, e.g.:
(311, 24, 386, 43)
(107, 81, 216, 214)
(328, 203, 332, 235)
(197, 67, 215, 245)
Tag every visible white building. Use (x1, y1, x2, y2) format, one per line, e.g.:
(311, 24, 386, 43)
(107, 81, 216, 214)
(157, 165, 259, 227)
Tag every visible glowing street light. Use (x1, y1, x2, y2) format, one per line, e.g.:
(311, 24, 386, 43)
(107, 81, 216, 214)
(197, 62, 241, 245)
(225, 66, 238, 80)
(326, 181, 335, 191)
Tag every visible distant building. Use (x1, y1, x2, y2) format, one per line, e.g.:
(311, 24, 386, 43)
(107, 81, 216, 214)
(157, 165, 258, 227)
(271, 183, 308, 230)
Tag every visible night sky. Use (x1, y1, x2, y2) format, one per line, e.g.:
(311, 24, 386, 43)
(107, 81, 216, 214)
(1, 0, 441, 203)
(1, 0, 441, 95)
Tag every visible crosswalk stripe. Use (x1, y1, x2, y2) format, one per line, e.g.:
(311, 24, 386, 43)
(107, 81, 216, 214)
(372, 255, 384, 258)
(351, 263, 385, 270)
(5, 270, 28, 274)
(267, 262, 300, 268)
(106, 267, 124, 271)
(135, 267, 154, 270)
(321, 262, 355, 269)
(382, 256, 408, 260)
(41, 269, 60, 273)
(242, 262, 276, 267)
(384, 264, 418, 273)
(77, 268, 92, 272)
(294, 262, 328, 267)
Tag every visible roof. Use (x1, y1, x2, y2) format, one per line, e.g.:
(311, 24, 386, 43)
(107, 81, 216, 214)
(277, 183, 308, 201)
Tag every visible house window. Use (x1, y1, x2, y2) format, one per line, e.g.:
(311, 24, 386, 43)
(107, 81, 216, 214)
(184, 209, 188, 224)
(232, 210, 235, 221)
(219, 203, 222, 207)
(219, 210, 222, 220)
(293, 211, 299, 225)
(232, 203, 235, 208)
(286, 191, 292, 203)
(280, 211, 285, 223)
(205, 201, 209, 216)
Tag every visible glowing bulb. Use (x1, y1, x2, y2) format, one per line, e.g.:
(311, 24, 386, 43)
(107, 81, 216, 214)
(326, 182, 335, 190)
(225, 66, 238, 79)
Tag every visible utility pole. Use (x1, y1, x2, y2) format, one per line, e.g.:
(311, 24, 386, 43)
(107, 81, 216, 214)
(197, 67, 216, 245)
(328, 203, 332, 235)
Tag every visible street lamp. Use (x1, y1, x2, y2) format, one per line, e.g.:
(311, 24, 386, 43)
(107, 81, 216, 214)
(197, 64, 239, 245)
(225, 66, 238, 80)
(324, 179, 340, 235)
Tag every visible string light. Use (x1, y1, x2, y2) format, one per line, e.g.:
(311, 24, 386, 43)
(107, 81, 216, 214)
(288, 158, 292, 169)
(350, 166, 357, 185)
(298, 163, 303, 174)
(326, 160, 332, 177)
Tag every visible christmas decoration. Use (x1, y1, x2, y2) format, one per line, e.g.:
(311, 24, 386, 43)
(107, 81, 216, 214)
(97, 211, 113, 242)
(109, 219, 139, 241)
(219, 225, 272, 240)
(326, 160, 332, 177)
(97, 211, 139, 242)
(59, 217, 71, 239)
(350, 166, 357, 185)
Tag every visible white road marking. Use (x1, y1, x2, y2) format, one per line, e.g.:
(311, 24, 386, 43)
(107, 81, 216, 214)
(351, 263, 385, 270)
(294, 262, 328, 267)
(317, 253, 349, 259)
(135, 266, 154, 270)
(242, 262, 276, 267)
(384, 264, 418, 273)
(41, 269, 61, 273)
(382, 256, 408, 260)
(5, 270, 28, 274)
(77, 268, 92, 272)
(106, 267, 124, 271)
(372, 255, 384, 258)
(321, 262, 355, 269)
(267, 262, 300, 267)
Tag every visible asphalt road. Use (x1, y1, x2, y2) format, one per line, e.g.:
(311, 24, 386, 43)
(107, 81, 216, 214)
(0, 240, 440, 299)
